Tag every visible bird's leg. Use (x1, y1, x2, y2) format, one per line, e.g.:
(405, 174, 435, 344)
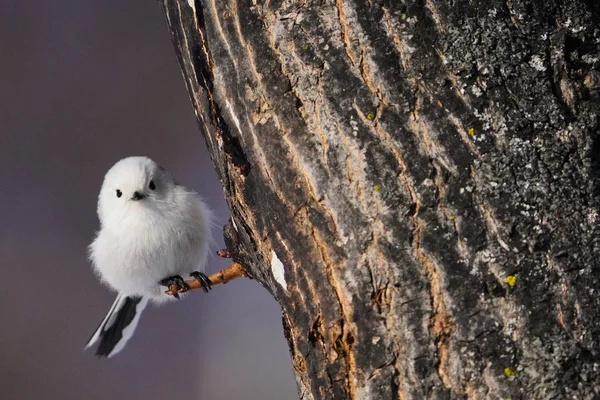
(159, 275, 190, 299)
(190, 271, 212, 293)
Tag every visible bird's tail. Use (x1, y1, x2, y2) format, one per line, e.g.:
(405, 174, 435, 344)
(84, 294, 149, 357)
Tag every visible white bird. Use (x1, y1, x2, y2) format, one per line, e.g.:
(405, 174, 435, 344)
(85, 156, 213, 357)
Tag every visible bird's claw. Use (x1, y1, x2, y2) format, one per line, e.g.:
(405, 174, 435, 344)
(191, 271, 212, 293)
(160, 275, 190, 299)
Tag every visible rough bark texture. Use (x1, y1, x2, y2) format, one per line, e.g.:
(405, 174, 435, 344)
(161, 0, 600, 398)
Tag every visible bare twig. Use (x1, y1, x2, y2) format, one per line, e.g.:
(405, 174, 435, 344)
(165, 262, 247, 296)
(216, 248, 231, 258)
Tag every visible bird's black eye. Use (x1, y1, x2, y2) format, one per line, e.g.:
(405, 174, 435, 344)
(149, 180, 156, 190)
(116, 189, 122, 198)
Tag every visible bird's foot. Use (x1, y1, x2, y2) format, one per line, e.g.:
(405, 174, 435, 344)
(160, 275, 190, 299)
(190, 271, 212, 293)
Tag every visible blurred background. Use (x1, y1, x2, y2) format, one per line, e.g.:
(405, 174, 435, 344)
(0, 1, 296, 399)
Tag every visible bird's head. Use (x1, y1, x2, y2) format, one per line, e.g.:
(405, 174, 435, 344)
(97, 156, 175, 226)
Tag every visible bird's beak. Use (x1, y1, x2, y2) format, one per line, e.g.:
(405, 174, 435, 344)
(131, 191, 146, 201)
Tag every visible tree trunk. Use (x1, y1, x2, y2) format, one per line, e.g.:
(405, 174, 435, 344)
(161, 0, 600, 398)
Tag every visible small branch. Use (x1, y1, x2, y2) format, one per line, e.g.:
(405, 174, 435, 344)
(216, 248, 231, 258)
(165, 262, 247, 296)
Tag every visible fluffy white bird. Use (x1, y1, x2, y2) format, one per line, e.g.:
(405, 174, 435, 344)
(85, 156, 213, 357)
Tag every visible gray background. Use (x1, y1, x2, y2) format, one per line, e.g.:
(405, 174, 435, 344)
(0, 1, 296, 399)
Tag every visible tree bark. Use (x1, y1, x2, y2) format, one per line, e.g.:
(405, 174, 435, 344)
(161, 0, 600, 398)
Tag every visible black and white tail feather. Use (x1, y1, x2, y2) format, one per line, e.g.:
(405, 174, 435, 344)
(85, 295, 149, 357)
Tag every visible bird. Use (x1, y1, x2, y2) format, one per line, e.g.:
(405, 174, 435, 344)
(85, 156, 213, 357)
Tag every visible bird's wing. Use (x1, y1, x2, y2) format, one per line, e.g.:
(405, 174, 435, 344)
(84, 294, 149, 357)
